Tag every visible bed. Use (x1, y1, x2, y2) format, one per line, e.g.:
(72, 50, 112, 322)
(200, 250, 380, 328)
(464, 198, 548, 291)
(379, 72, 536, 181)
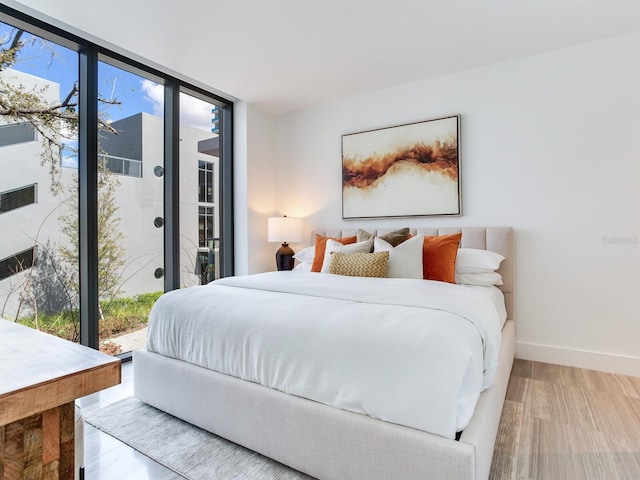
(133, 226, 514, 480)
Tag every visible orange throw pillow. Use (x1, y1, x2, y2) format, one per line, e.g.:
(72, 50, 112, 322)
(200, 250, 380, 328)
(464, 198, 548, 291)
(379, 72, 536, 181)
(312, 234, 357, 272)
(422, 233, 462, 283)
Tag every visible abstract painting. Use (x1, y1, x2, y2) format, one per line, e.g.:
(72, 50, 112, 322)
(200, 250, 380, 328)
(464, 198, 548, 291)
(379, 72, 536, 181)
(342, 115, 461, 219)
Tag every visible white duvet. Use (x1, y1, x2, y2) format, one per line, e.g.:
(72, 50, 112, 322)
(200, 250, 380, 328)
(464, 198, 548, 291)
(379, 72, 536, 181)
(146, 271, 502, 439)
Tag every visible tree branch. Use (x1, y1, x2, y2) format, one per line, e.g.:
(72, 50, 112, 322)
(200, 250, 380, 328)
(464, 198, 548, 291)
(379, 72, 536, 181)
(9, 29, 24, 52)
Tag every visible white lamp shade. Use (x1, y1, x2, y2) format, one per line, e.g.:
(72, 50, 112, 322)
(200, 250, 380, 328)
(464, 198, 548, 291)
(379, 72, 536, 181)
(267, 216, 302, 243)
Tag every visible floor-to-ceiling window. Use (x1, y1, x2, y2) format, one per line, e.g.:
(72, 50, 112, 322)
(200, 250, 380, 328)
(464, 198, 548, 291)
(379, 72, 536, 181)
(179, 91, 225, 287)
(0, 6, 233, 356)
(0, 20, 81, 343)
(93, 60, 166, 355)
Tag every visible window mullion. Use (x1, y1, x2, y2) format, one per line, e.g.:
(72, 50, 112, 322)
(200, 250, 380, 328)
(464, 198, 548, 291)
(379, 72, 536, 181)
(78, 44, 100, 349)
(164, 79, 180, 291)
(219, 104, 234, 278)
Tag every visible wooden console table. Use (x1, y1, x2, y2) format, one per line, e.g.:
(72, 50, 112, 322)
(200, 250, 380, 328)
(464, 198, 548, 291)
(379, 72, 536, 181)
(0, 319, 121, 479)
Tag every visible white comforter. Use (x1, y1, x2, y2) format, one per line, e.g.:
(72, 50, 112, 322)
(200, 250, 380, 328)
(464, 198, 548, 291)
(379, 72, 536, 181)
(146, 271, 502, 439)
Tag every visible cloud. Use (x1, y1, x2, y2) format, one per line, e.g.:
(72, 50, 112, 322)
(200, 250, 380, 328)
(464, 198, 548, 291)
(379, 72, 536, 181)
(179, 93, 216, 132)
(141, 79, 164, 116)
(141, 79, 216, 133)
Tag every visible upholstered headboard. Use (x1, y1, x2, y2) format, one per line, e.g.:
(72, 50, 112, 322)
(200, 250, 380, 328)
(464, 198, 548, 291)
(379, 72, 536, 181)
(311, 227, 514, 321)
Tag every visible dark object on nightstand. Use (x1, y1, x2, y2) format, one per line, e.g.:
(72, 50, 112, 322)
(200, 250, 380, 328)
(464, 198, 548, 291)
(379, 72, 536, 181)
(275, 242, 295, 271)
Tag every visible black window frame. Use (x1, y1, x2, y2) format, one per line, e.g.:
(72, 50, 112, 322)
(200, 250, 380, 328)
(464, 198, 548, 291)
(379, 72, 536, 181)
(0, 121, 37, 147)
(198, 205, 215, 248)
(0, 246, 37, 281)
(0, 183, 37, 214)
(198, 160, 214, 204)
(0, 5, 234, 351)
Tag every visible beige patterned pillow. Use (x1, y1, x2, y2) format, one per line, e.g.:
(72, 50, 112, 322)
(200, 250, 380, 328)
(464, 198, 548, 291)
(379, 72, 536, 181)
(328, 251, 389, 278)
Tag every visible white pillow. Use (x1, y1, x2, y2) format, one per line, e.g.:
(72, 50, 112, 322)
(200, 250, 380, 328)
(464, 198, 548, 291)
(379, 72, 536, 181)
(321, 239, 372, 272)
(293, 246, 315, 265)
(373, 235, 424, 279)
(455, 248, 505, 274)
(293, 262, 312, 272)
(455, 272, 503, 286)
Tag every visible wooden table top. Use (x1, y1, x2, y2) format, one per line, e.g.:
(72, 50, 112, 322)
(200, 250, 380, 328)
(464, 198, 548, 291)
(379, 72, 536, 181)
(0, 319, 121, 426)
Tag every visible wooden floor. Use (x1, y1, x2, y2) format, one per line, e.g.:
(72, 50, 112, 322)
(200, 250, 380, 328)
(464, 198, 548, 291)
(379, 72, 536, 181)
(78, 359, 640, 479)
(491, 359, 640, 480)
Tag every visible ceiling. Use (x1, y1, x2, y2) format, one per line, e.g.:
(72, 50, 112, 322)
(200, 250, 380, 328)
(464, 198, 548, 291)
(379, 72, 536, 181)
(9, 0, 640, 114)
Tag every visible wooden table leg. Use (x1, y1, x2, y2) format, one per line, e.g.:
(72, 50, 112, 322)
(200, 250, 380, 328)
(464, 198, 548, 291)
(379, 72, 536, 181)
(1, 402, 74, 480)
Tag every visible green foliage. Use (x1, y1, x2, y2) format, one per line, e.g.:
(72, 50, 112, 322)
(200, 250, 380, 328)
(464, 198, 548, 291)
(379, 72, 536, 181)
(99, 291, 163, 332)
(98, 290, 162, 339)
(18, 310, 78, 341)
(17, 291, 162, 343)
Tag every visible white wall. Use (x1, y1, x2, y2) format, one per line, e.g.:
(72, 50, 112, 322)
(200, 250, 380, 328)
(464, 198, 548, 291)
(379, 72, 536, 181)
(273, 31, 640, 376)
(234, 102, 279, 275)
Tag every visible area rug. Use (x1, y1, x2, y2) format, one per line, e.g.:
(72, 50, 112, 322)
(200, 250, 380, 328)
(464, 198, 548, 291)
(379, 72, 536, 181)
(84, 397, 314, 480)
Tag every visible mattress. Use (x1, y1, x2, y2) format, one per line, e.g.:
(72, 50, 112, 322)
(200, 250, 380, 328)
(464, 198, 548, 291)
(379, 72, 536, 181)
(145, 271, 502, 439)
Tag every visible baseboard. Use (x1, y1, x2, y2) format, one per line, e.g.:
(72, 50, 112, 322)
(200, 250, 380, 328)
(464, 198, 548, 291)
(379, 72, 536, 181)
(515, 341, 640, 378)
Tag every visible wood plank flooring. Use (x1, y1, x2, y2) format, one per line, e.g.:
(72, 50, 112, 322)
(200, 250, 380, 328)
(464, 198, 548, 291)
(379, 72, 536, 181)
(491, 359, 640, 480)
(79, 359, 640, 479)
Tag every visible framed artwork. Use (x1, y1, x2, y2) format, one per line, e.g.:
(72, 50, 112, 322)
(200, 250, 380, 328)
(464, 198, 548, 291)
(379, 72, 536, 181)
(342, 115, 461, 219)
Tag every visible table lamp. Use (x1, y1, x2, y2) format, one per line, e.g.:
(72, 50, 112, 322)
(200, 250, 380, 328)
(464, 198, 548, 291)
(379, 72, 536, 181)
(267, 216, 302, 271)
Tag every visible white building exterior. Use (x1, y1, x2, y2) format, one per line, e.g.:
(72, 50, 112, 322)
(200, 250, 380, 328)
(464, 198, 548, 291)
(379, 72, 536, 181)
(0, 69, 71, 320)
(0, 69, 219, 320)
(100, 112, 220, 295)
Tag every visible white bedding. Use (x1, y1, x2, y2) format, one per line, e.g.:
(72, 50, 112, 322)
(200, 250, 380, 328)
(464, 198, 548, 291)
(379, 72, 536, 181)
(146, 271, 502, 439)
(461, 285, 508, 329)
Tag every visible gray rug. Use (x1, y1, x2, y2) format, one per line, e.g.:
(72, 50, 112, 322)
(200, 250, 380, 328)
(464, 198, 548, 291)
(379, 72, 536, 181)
(84, 397, 314, 480)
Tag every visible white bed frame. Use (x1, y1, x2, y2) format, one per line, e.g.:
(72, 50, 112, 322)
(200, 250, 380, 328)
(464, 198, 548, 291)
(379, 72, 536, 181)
(134, 227, 514, 480)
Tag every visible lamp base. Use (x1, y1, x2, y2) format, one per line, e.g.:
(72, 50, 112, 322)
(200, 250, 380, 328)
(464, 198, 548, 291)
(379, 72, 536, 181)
(275, 243, 295, 271)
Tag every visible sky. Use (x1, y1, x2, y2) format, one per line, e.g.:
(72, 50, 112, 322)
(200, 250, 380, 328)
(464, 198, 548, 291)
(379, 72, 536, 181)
(0, 21, 216, 132)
